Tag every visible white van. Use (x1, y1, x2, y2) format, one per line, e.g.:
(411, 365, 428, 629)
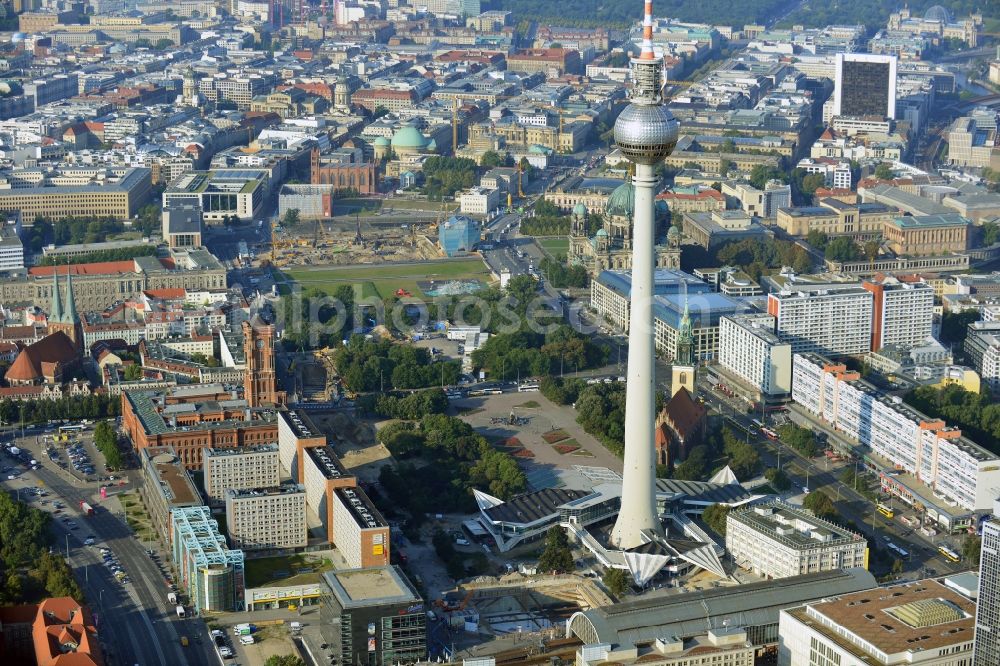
(239, 635, 255, 646)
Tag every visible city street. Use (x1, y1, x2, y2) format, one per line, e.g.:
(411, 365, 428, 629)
(697, 378, 968, 578)
(1, 429, 216, 666)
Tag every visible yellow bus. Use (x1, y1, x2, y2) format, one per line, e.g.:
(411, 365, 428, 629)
(877, 503, 894, 519)
(938, 546, 960, 563)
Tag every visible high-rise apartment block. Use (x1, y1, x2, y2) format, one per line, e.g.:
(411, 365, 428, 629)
(965, 321, 1000, 394)
(862, 277, 935, 350)
(833, 53, 897, 119)
(793, 353, 1000, 515)
(225, 484, 308, 551)
(333, 486, 391, 569)
(203, 444, 280, 505)
(727, 502, 867, 580)
(767, 286, 874, 356)
(975, 514, 1000, 664)
(717, 314, 792, 399)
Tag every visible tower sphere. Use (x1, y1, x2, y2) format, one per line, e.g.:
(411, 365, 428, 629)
(613, 103, 679, 165)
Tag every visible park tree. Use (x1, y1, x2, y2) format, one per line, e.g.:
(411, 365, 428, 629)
(124, 364, 142, 381)
(283, 208, 301, 228)
(602, 567, 630, 597)
(874, 163, 894, 180)
(537, 527, 574, 573)
(765, 467, 791, 491)
(265, 657, 306, 666)
(962, 535, 982, 566)
(701, 503, 730, 536)
(802, 490, 837, 522)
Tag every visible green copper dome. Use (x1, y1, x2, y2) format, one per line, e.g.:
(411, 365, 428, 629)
(390, 126, 429, 150)
(572, 202, 588, 218)
(373, 136, 390, 146)
(605, 181, 635, 218)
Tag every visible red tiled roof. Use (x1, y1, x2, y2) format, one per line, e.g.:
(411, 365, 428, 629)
(661, 387, 706, 440)
(5, 332, 77, 383)
(28, 261, 138, 277)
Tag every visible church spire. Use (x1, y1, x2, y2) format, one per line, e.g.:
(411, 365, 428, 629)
(63, 271, 79, 324)
(50, 271, 63, 323)
(676, 296, 694, 366)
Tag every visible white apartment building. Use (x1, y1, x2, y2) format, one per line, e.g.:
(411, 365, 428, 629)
(727, 502, 867, 580)
(332, 486, 390, 569)
(225, 484, 308, 551)
(793, 352, 1000, 515)
(975, 515, 1000, 665)
(767, 287, 874, 356)
(780, 579, 975, 666)
(203, 445, 280, 505)
(459, 187, 501, 216)
(0, 227, 24, 270)
(718, 314, 792, 398)
(965, 321, 1000, 395)
(865, 278, 935, 350)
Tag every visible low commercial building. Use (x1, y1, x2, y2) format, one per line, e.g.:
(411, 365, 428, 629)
(333, 486, 390, 569)
(590, 269, 712, 333)
(568, 568, 877, 650)
(775, 199, 897, 239)
(162, 202, 203, 249)
(171, 506, 245, 613)
(203, 444, 280, 505)
(278, 184, 334, 220)
(122, 384, 278, 469)
(793, 352, 1000, 521)
(718, 314, 792, 400)
(438, 215, 480, 256)
(883, 213, 970, 257)
(0, 167, 151, 221)
(0, 248, 226, 314)
(319, 567, 427, 666)
(459, 187, 501, 216)
(225, 484, 308, 551)
(576, 629, 755, 666)
(162, 170, 268, 224)
(680, 210, 774, 250)
(726, 502, 867, 580)
(779, 578, 975, 666)
(138, 445, 203, 545)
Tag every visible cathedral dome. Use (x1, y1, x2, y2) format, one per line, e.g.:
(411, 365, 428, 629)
(572, 202, 588, 219)
(924, 5, 951, 23)
(605, 181, 635, 218)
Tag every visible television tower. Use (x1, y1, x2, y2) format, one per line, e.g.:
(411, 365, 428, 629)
(610, 0, 679, 550)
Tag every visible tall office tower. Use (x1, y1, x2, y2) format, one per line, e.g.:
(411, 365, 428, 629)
(833, 53, 897, 119)
(975, 513, 1000, 664)
(609, 0, 679, 550)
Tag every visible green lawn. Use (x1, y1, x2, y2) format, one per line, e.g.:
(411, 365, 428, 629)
(380, 198, 458, 213)
(284, 258, 491, 300)
(538, 237, 568, 258)
(244, 554, 334, 589)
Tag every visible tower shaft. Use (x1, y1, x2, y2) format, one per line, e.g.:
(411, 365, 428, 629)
(610, 163, 662, 549)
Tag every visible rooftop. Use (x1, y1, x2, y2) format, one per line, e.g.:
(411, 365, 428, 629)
(203, 444, 279, 459)
(335, 486, 388, 530)
(788, 579, 974, 658)
(888, 213, 970, 229)
(142, 446, 200, 507)
(484, 487, 589, 525)
(729, 501, 862, 551)
(323, 566, 421, 608)
(305, 445, 351, 481)
(279, 409, 325, 441)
